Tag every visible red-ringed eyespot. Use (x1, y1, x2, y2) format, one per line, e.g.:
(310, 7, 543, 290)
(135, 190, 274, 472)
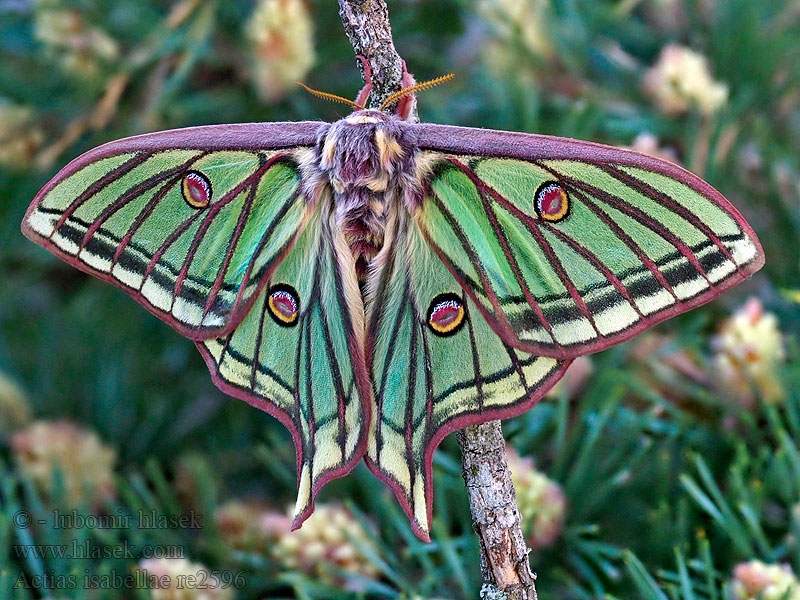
(182, 171, 212, 209)
(535, 182, 570, 222)
(427, 293, 466, 336)
(267, 284, 300, 327)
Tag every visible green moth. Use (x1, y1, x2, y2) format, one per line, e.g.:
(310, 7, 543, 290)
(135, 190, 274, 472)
(22, 67, 764, 541)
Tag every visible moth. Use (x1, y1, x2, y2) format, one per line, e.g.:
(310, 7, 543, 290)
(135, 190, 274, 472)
(22, 63, 764, 541)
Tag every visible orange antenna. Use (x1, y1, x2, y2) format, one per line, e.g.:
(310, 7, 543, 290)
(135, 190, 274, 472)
(380, 73, 455, 111)
(295, 82, 366, 110)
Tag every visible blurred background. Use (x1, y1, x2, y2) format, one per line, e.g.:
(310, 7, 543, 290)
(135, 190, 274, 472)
(1, 0, 799, 598)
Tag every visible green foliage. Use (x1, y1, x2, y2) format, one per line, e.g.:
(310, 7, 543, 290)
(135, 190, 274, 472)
(1, 0, 799, 598)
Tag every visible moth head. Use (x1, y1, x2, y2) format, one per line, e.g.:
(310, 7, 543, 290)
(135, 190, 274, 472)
(343, 110, 392, 126)
(317, 108, 414, 188)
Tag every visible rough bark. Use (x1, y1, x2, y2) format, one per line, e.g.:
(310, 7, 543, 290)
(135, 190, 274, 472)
(336, 2, 537, 598)
(337, 0, 408, 112)
(457, 422, 538, 600)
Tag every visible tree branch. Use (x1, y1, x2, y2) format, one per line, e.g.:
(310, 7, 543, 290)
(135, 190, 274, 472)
(457, 423, 538, 600)
(336, 2, 538, 598)
(337, 0, 408, 113)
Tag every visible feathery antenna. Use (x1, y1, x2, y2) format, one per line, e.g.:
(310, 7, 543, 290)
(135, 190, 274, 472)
(297, 73, 454, 112)
(295, 82, 366, 110)
(379, 73, 455, 111)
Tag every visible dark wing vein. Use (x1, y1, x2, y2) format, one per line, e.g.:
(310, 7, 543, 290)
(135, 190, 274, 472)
(53, 152, 152, 233)
(538, 162, 712, 286)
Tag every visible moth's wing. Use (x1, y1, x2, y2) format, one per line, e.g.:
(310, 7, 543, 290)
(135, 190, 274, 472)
(22, 122, 321, 340)
(364, 210, 568, 541)
(198, 205, 370, 527)
(411, 124, 765, 359)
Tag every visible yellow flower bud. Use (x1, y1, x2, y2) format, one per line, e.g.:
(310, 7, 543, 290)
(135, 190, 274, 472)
(643, 44, 728, 116)
(731, 561, 800, 600)
(137, 558, 233, 600)
(34, 7, 119, 79)
(11, 420, 116, 506)
(507, 447, 567, 550)
(0, 103, 44, 170)
(273, 503, 380, 589)
(0, 372, 32, 437)
(246, 0, 315, 102)
(712, 298, 785, 407)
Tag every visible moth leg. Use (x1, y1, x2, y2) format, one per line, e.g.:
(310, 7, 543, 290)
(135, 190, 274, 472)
(395, 59, 418, 121)
(353, 55, 418, 121)
(354, 55, 373, 108)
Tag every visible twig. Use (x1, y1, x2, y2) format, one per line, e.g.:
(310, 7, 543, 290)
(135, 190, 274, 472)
(336, 2, 537, 598)
(337, 0, 408, 113)
(35, 73, 129, 170)
(457, 423, 538, 600)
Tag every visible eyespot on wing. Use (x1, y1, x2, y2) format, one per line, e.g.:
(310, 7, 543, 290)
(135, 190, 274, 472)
(267, 284, 300, 327)
(535, 182, 570, 222)
(182, 171, 212, 208)
(427, 293, 466, 336)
